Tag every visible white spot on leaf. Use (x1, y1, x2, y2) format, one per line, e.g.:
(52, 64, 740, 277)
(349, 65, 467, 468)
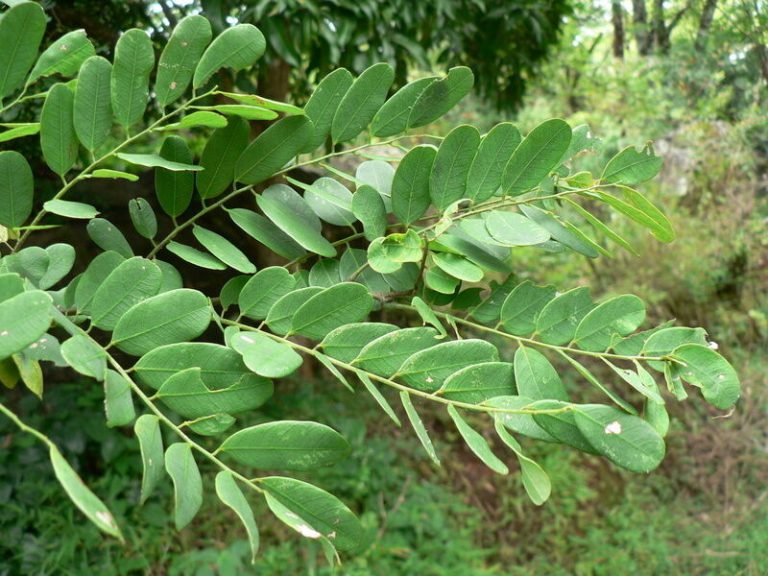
(296, 524, 321, 539)
(604, 421, 622, 435)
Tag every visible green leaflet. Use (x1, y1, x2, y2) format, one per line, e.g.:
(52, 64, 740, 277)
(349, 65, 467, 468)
(530, 400, 597, 454)
(0, 290, 52, 360)
(313, 255, 343, 286)
(103, 369, 135, 427)
(260, 476, 365, 552)
(265, 287, 323, 335)
(111, 289, 211, 356)
(447, 405, 508, 474)
(49, 445, 123, 540)
(368, 230, 423, 274)
(38, 243, 74, 290)
(589, 188, 675, 243)
(440, 362, 515, 404)
(255, 184, 335, 257)
(193, 23, 265, 88)
(74, 251, 125, 313)
(154, 136, 196, 217)
(356, 160, 395, 209)
(88, 217, 133, 254)
(196, 105, 273, 122)
(642, 326, 708, 370)
(302, 68, 354, 152)
(467, 123, 522, 202)
(235, 115, 314, 185)
(486, 395, 556, 442)
(371, 76, 436, 137)
(134, 342, 248, 390)
(354, 327, 440, 376)
(671, 344, 740, 409)
(573, 404, 666, 472)
(120, 151, 201, 172)
(574, 294, 646, 352)
(557, 351, 638, 414)
(197, 116, 249, 200)
(0, 122, 39, 143)
(431, 252, 483, 283)
(408, 66, 474, 129)
(230, 331, 303, 378)
(396, 339, 499, 392)
(494, 422, 551, 505)
(429, 124, 480, 210)
(356, 371, 401, 426)
(513, 346, 568, 401)
(60, 334, 106, 381)
(73, 56, 113, 151)
(128, 198, 158, 239)
(304, 177, 355, 226)
(0, 273, 24, 303)
(228, 208, 306, 260)
(156, 367, 273, 417)
(45, 199, 98, 220)
(331, 63, 394, 143)
(238, 267, 296, 320)
(164, 443, 203, 530)
(391, 145, 437, 225)
(160, 110, 227, 131)
(155, 15, 212, 108)
(320, 322, 398, 363)
(519, 204, 601, 258)
(219, 421, 350, 471)
(484, 211, 550, 247)
(411, 295, 448, 337)
(425, 265, 459, 295)
(0, 1, 45, 99)
(291, 283, 373, 340)
(111, 29, 154, 128)
(601, 144, 663, 185)
(40, 83, 79, 176)
(188, 413, 235, 436)
(218, 92, 303, 115)
(192, 225, 255, 274)
(134, 414, 164, 504)
(0, 150, 33, 227)
(167, 241, 226, 270)
(220, 275, 248, 311)
(535, 286, 594, 345)
(352, 184, 387, 240)
(215, 472, 260, 563)
(500, 280, 556, 336)
(400, 392, 440, 466)
(91, 257, 162, 330)
(28, 29, 95, 85)
(91, 169, 138, 182)
(502, 119, 572, 195)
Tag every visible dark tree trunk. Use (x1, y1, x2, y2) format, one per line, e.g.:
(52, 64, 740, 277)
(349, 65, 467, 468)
(695, 0, 718, 52)
(632, 0, 653, 55)
(612, 0, 626, 59)
(653, 0, 671, 54)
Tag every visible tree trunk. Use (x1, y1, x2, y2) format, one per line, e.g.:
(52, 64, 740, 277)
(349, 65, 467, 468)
(612, 0, 625, 59)
(653, 0, 671, 54)
(632, 0, 653, 55)
(695, 0, 718, 52)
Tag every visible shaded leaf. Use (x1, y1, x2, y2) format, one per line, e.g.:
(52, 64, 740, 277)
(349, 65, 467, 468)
(215, 472, 259, 563)
(40, 83, 78, 175)
(447, 405, 508, 474)
(111, 289, 211, 356)
(0, 1, 45, 99)
(193, 23, 265, 88)
(408, 66, 474, 128)
(73, 56, 112, 151)
(134, 414, 164, 504)
(391, 145, 436, 225)
(430, 124, 480, 210)
(467, 123, 521, 202)
(302, 68, 354, 152)
(197, 116, 249, 199)
(503, 119, 571, 195)
(111, 29, 154, 128)
(28, 29, 94, 84)
(400, 392, 440, 465)
(291, 283, 373, 339)
(164, 443, 203, 530)
(155, 15, 212, 108)
(0, 151, 33, 227)
(331, 63, 394, 143)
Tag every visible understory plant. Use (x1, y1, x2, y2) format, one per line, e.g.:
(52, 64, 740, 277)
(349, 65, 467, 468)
(0, 3, 741, 565)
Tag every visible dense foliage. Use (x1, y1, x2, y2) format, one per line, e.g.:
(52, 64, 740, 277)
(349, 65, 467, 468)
(0, 2, 744, 567)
